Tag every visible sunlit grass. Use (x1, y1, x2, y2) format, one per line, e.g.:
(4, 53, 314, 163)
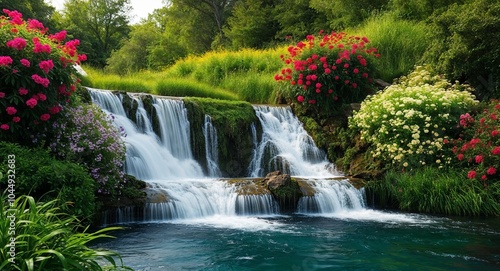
(156, 78, 240, 100)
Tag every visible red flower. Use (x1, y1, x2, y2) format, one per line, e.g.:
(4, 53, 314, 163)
(20, 58, 30, 67)
(308, 99, 316, 104)
(490, 113, 498, 120)
(492, 146, 500, 155)
(343, 63, 349, 69)
(31, 74, 50, 87)
(0, 92, 5, 98)
(353, 68, 359, 74)
(37, 93, 47, 101)
(324, 68, 331, 74)
(457, 153, 464, 161)
(481, 175, 487, 181)
(26, 98, 37, 108)
(492, 130, 499, 137)
(49, 30, 67, 42)
(486, 167, 497, 175)
(6, 107, 17, 115)
(315, 83, 322, 88)
(0, 56, 13, 67)
(49, 105, 62, 114)
(0, 124, 9, 131)
(6, 37, 27, 50)
(475, 155, 483, 163)
(352, 83, 358, 88)
(297, 95, 304, 103)
(18, 87, 28, 95)
(344, 80, 350, 85)
(38, 60, 54, 73)
(467, 170, 477, 179)
(12, 116, 20, 123)
(40, 114, 50, 121)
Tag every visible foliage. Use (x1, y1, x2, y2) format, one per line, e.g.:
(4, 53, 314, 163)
(310, 0, 388, 29)
(351, 12, 430, 82)
(50, 103, 126, 196)
(451, 99, 500, 186)
(0, 0, 57, 30)
(0, 195, 131, 270)
(61, 0, 131, 68)
(276, 31, 379, 114)
(156, 79, 239, 100)
(368, 167, 500, 216)
(349, 66, 478, 170)
(82, 66, 153, 93)
(0, 9, 85, 146)
(0, 141, 95, 218)
(424, 0, 500, 100)
(389, 0, 465, 21)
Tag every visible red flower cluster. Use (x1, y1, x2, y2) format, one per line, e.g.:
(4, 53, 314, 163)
(452, 100, 500, 185)
(275, 31, 378, 112)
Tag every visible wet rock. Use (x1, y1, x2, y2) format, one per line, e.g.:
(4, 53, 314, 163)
(264, 171, 303, 212)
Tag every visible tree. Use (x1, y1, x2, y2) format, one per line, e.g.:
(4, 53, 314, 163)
(0, 0, 57, 29)
(274, 0, 330, 41)
(310, 0, 388, 29)
(61, 0, 132, 67)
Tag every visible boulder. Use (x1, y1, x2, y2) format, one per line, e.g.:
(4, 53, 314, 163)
(264, 171, 303, 212)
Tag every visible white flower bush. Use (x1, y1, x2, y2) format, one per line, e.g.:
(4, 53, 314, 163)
(349, 66, 478, 169)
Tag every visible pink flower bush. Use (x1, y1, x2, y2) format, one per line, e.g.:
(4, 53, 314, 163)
(0, 9, 86, 143)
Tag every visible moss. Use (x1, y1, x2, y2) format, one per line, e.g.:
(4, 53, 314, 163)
(226, 178, 269, 195)
(141, 94, 160, 137)
(184, 97, 260, 177)
(120, 92, 139, 124)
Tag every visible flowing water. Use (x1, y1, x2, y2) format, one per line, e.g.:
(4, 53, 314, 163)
(89, 89, 500, 271)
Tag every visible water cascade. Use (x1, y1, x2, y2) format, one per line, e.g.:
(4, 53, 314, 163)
(248, 105, 339, 177)
(203, 115, 222, 177)
(297, 180, 366, 213)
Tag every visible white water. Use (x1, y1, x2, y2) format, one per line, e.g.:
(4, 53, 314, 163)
(203, 115, 222, 177)
(248, 105, 341, 178)
(89, 89, 368, 224)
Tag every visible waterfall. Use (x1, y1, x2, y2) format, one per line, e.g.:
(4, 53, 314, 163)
(89, 88, 203, 180)
(248, 105, 340, 177)
(297, 180, 366, 213)
(203, 115, 222, 177)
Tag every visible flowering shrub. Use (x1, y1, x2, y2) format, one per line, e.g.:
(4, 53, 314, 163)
(452, 99, 500, 185)
(0, 9, 86, 144)
(50, 103, 126, 195)
(349, 66, 478, 169)
(275, 31, 379, 112)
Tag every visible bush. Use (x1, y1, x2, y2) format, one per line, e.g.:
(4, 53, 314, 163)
(275, 31, 379, 115)
(368, 167, 500, 216)
(0, 195, 131, 270)
(349, 66, 478, 170)
(0, 9, 85, 145)
(50, 103, 126, 196)
(451, 99, 500, 186)
(0, 142, 95, 218)
(425, 0, 500, 100)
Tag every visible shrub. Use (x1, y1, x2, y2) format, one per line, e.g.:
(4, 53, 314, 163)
(451, 99, 500, 186)
(275, 31, 379, 115)
(349, 66, 478, 170)
(0, 141, 95, 218)
(368, 167, 500, 216)
(0, 195, 131, 270)
(50, 103, 126, 196)
(0, 9, 85, 145)
(425, 0, 500, 100)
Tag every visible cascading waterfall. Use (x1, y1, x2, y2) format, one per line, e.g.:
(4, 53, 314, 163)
(248, 105, 340, 177)
(297, 180, 366, 213)
(203, 115, 222, 177)
(89, 88, 367, 224)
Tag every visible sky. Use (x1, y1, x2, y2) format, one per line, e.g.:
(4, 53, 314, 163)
(50, 0, 165, 24)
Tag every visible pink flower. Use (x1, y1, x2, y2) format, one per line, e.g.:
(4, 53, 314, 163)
(475, 155, 483, 164)
(315, 83, 322, 88)
(352, 83, 358, 88)
(308, 99, 316, 104)
(486, 167, 497, 175)
(49, 30, 67, 42)
(457, 153, 464, 161)
(481, 175, 487, 181)
(353, 68, 359, 74)
(27, 19, 45, 31)
(467, 170, 477, 179)
(297, 95, 305, 103)
(0, 92, 5, 98)
(49, 105, 61, 114)
(37, 93, 47, 101)
(31, 74, 50, 88)
(324, 68, 331, 74)
(6, 37, 27, 50)
(12, 116, 20, 123)
(492, 146, 500, 155)
(20, 58, 30, 67)
(0, 56, 13, 67)
(38, 60, 54, 74)
(40, 114, 50, 121)
(26, 98, 37, 108)
(343, 63, 349, 69)
(18, 87, 28, 95)
(6, 107, 17, 115)
(310, 75, 317, 81)
(0, 124, 10, 131)
(33, 41, 51, 54)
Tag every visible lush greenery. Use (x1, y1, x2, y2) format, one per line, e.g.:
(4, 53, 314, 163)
(0, 195, 130, 270)
(0, 142, 96, 218)
(349, 66, 478, 170)
(0, 9, 85, 145)
(156, 79, 239, 101)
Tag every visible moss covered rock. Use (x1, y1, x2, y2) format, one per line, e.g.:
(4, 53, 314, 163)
(264, 171, 303, 212)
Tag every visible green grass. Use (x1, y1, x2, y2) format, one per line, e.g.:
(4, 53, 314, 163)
(368, 167, 500, 216)
(351, 12, 431, 82)
(156, 78, 240, 100)
(82, 66, 154, 93)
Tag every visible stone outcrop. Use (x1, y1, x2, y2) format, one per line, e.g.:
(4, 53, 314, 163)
(264, 171, 303, 212)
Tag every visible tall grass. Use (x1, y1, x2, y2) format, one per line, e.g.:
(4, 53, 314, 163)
(352, 13, 431, 82)
(156, 78, 240, 100)
(368, 167, 500, 216)
(0, 195, 131, 270)
(82, 65, 154, 93)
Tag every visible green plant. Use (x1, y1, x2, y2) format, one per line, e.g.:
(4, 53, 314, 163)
(276, 31, 379, 115)
(451, 99, 500, 186)
(0, 195, 131, 270)
(349, 66, 478, 170)
(50, 103, 126, 196)
(0, 141, 95, 218)
(156, 78, 239, 101)
(0, 9, 85, 145)
(368, 167, 500, 216)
